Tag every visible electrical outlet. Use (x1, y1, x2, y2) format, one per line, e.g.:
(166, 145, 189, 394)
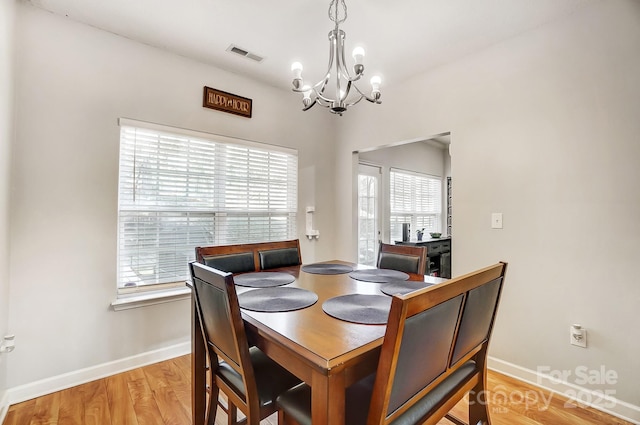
(570, 325, 587, 348)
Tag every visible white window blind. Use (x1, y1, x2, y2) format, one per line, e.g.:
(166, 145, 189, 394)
(390, 168, 441, 241)
(117, 120, 297, 293)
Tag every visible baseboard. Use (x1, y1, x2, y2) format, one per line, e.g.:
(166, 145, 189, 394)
(488, 356, 640, 425)
(0, 389, 9, 424)
(6, 341, 190, 406)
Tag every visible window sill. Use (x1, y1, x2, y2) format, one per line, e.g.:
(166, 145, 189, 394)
(111, 286, 191, 311)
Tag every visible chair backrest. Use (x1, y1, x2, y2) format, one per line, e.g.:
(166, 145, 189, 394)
(195, 240, 302, 273)
(367, 262, 507, 425)
(377, 242, 427, 275)
(189, 261, 258, 402)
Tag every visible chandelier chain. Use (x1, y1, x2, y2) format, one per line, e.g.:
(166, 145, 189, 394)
(328, 0, 347, 27)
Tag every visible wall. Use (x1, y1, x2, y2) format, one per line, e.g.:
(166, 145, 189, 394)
(336, 0, 640, 420)
(0, 0, 15, 417)
(8, 3, 336, 391)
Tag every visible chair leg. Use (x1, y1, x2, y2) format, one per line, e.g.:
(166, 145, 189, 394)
(206, 385, 218, 425)
(469, 379, 491, 425)
(205, 362, 218, 425)
(277, 410, 300, 425)
(227, 403, 238, 425)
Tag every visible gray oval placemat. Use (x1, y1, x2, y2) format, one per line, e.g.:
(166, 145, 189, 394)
(238, 287, 318, 312)
(234, 272, 295, 288)
(349, 269, 410, 283)
(301, 263, 354, 275)
(380, 281, 434, 296)
(322, 294, 391, 325)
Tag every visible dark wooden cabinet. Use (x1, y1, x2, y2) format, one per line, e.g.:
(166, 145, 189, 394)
(394, 237, 451, 278)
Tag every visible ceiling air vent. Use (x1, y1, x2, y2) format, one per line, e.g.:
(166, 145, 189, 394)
(226, 45, 264, 63)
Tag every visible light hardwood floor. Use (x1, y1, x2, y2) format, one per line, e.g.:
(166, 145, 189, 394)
(3, 354, 632, 425)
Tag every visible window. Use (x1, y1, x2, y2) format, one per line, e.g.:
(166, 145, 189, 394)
(116, 119, 297, 295)
(389, 168, 441, 241)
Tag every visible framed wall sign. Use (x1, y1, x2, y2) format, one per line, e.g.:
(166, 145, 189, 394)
(203, 86, 252, 118)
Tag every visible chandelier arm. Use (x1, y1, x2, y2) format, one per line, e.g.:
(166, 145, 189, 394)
(351, 83, 382, 104)
(302, 99, 317, 111)
(315, 96, 333, 108)
(311, 73, 332, 102)
(336, 33, 356, 83)
(340, 80, 352, 102)
(314, 90, 335, 104)
(344, 92, 365, 107)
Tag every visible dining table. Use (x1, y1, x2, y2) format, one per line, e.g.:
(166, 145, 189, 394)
(189, 260, 447, 425)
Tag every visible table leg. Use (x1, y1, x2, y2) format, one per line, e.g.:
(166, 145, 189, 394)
(311, 369, 346, 425)
(191, 289, 206, 425)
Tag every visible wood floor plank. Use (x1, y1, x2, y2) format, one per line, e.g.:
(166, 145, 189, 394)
(3, 355, 634, 425)
(105, 373, 139, 425)
(142, 362, 191, 424)
(172, 355, 192, 379)
(29, 392, 60, 425)
(79, 380, 112, 425)
(57, 385, 84, 425)
(127, 374, 166, 425)
(158, 360, 192, 415)
(3, 399, 36, 425)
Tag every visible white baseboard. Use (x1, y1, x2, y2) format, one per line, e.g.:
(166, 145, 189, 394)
(0, 389, 9, 424)
(6, 341, 190, 406)
(488, 356, 640, 425)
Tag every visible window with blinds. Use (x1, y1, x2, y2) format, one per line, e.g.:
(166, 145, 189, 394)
(117, 119, 298, 294)
(389, 168, 442, 241)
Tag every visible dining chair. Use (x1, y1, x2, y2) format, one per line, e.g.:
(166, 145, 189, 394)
(377, 242, 427, 275)
(276, 262, 508, 425)
(189, 262, 302, 425)
(258, 239, 302, 270)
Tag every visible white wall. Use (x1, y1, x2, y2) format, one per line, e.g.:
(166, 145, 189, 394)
(336, 0, 640, 417)
(0, 0, 15, 416)
(8, 3, 336, 389)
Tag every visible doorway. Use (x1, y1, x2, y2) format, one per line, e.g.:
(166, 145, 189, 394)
(355, 134, 451, 262)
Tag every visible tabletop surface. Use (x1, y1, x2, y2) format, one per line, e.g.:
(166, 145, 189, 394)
(238, 260, 446, 371)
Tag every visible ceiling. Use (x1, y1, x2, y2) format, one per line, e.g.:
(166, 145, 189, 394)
(25, 0, 598, 91)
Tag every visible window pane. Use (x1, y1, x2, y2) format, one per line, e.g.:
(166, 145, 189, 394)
(358, 174, 378, 265)
(390, 169, 442, 240)
(117, 124, 297, 290)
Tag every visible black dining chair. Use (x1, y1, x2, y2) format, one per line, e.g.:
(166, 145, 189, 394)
(377, 242, 427, 275)
(258, 240, 302, 270)
(189, 261, 302, 425)
(276, 262, 508, 425)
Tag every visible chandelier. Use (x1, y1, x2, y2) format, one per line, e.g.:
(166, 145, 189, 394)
(290, 0, 382, 116)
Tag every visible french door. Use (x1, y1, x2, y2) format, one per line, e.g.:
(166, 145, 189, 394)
(357, 164, 381, 266)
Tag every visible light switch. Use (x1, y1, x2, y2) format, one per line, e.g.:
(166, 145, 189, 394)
(491, 213, 503, 229)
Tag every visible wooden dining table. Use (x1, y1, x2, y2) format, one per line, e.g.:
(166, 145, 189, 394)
(189, 260, 446, 425)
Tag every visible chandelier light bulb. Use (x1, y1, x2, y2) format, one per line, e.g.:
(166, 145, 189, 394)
(291, 62, 304, 90)
(370, 75, 382, 100)
(291, 62, 303, 79)
(370, 75, 381, 89)
(352, 47, 365, 64)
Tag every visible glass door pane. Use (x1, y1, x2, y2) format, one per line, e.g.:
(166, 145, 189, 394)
(358, 164, 381, 266)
